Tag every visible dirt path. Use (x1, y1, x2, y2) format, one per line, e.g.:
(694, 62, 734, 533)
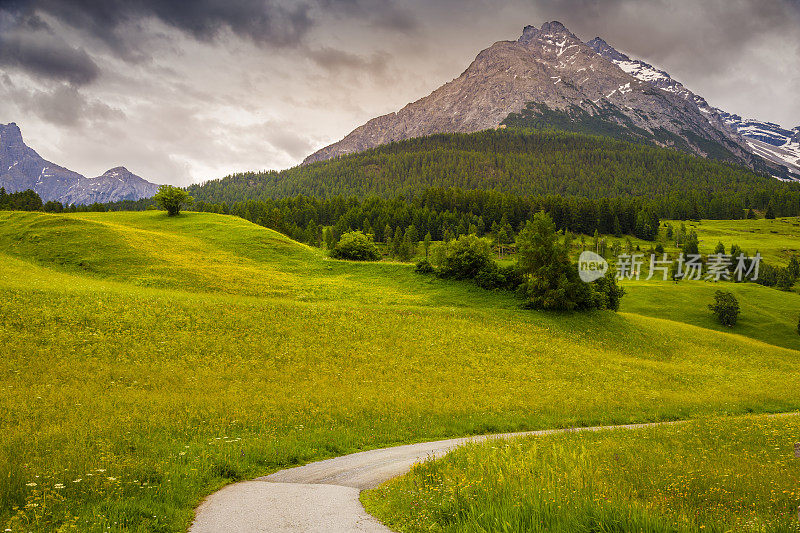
(189, 421, 684, 532)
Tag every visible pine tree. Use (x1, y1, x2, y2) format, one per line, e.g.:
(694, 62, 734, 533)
(398, 228, 414, 261)
(393, 227, 403, 258)
(788, 256, 800, 281)
(612, 215, 622, 237)
(516, 212, 596, 311)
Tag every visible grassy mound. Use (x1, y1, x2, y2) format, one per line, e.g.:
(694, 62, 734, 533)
(1, 210, 799, 532)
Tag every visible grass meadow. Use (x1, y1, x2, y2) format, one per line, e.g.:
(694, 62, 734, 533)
(1, 210, 799, 531)
(589, 217, 800, 267)
(363, 414, 800, 532)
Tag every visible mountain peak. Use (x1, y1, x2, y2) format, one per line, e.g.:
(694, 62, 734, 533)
(587, 37, 630, 62)
(518, 21, 574, 44)
(541, 21, 569, 33)
(0, 123, 159, 204)
(303, 23, 755, 169)
(0, 122, 24, 144)
(103, 166, 131, 175)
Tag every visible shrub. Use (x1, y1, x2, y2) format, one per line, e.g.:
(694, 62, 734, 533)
(330, 231, 380, 261)
(475, 263, 505, 290)
(498, 264, 525, 291)
(776, 269, 794, 291)
(438, 235, 494, 280)
(592, 269, 626, 311)
(709, 290, 740, 327)
(414, 258, 434, 274)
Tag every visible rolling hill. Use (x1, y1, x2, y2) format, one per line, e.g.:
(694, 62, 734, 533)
(1, 210, 800, 531)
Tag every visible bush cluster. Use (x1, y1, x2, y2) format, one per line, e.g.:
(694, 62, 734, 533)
(421, 235, 524, 292)
(418, 220, 625, 313)
(329, 231, 380, 261)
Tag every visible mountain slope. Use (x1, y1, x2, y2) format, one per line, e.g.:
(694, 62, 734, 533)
(188, 129, 800, 217)
(304, 22, 753, 167)
(0, 122, 160, 204)
(587, 37, 800, 180)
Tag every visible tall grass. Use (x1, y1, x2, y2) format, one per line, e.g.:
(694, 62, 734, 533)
(363, 415, 800, 532)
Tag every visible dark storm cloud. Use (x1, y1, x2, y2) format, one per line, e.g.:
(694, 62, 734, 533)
(1, 75, 123, 126)
(0, 9, 99, 85)
(3, 0, 315, 55)
(318, 0, 419, 33)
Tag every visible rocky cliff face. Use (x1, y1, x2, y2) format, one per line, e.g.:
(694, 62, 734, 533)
(304, 22, 753, 166)
(0, 123, 159, 204)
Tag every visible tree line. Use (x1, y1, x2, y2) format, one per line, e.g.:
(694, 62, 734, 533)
(0, 188, 43, 211)
(162, 188, 662, 247)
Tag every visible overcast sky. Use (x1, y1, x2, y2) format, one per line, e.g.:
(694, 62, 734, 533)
(1, 0, 798, 186)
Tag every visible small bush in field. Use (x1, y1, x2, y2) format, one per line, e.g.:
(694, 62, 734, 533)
(437, 235, 494, 280)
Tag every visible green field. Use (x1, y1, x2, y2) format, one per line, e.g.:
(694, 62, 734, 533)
(363, 414, 800, 532)
(681, 218, 800, 265)
(2, 210, 800, 532)
(560, 217, 800, 267)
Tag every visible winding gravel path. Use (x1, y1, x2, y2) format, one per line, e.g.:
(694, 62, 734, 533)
(189, 421, 678, 532)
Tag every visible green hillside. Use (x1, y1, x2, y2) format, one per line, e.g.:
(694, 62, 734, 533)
(2, 210, 800, 532)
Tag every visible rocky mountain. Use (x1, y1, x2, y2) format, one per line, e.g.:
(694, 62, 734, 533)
(58, 166, 161, 205)
(304, 22, 755, 167)
(587, 37, 800, 180)
(0, 122, 159, 205)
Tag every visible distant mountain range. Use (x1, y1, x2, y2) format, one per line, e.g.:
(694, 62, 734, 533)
(0, 122, 159, 205)
(305, 22, 799, 180)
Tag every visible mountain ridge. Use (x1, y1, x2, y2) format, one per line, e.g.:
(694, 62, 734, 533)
(0, 122, 160, 205)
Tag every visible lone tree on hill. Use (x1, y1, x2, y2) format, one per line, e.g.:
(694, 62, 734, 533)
(709, 290, 739, 327)
(154, 185, 193, 216)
